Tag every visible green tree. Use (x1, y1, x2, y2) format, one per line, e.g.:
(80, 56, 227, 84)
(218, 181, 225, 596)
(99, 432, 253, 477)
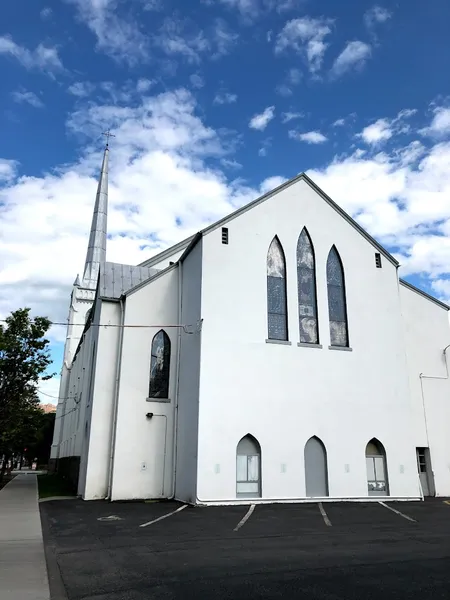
(0, 308, 55, 481)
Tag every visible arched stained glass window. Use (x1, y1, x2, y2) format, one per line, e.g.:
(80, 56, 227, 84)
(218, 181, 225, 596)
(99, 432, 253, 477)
(297, 228, 319, 344)
(326, 246, 348, 347)
(267, 237, 288, 341)
(149, 330, 171, 398)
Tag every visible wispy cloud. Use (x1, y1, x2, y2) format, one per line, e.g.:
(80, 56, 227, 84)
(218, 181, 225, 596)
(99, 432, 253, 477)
(364, 5, 392, 31)
(275, 17, 333, 74)
(330, 41, 371, 78)
(419, 106, 450, 137)
(0, 159, 18, 183)
(289, 130, 327, 144)
(281, 111, 303, 123)
(11, 90, 44, 108)
(358, 109, 416, 145)
(190, 73, 204, 89)
(155, 17, 237, 64)
(66, 0, 149, 65)
(67, 81, 96, 98)
(0, 36, 63, 72)
(249, 106, 275, 130)
(213, 0, 302, 22)
(40, 7, 53, 20)
(214, 90, 238, 104)
(136, 78, 154, 93)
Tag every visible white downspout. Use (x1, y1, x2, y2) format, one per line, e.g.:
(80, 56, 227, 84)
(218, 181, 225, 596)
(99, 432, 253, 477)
(169, 262, 183, 499)
(107, 296, 125, 500)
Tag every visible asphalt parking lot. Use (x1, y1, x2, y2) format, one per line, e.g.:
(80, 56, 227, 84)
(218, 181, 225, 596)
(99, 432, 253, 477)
(40, 498, 450, 600)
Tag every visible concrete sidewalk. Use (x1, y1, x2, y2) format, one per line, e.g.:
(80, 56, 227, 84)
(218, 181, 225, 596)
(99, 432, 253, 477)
(0, 474, 50, 599)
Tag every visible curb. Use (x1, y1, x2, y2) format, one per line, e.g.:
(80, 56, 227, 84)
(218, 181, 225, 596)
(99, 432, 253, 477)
(39, 504, 69, 600)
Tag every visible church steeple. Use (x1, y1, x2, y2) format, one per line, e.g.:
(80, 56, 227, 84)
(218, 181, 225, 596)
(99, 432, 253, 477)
(82, 143, 109, 289)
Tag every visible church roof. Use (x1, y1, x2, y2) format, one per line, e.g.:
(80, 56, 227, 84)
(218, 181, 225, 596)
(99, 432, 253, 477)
(399, 278, 449, 310)
(99, 261, 159, 299)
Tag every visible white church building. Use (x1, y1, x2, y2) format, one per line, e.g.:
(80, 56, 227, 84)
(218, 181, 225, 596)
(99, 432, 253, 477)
(50, 144, 450, 504)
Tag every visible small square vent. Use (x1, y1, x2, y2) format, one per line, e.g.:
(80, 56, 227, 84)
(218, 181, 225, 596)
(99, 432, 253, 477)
(221, 227, 229, 245)
(375, 253, 382, 268)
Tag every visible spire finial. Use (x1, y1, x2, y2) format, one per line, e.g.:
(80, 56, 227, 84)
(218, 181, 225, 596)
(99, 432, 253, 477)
(102, 129, 115, 148)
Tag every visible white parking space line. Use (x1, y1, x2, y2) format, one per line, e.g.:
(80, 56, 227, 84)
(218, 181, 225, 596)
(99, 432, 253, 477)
(318, 502, 332, 526)
(234, 504, 255, 531)
(139, 504, 187, 528)
(378, 501, 416, 522)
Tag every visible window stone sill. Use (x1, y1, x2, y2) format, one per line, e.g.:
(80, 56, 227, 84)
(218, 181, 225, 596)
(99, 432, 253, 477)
(297, 343, 323, 349)
(328, 346, 353, 352)
(265, 339, 292, 346)
(146, 397, 171, 403)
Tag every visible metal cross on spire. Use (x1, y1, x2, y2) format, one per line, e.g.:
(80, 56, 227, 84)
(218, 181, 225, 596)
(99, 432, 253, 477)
(102, 129, 116, 148)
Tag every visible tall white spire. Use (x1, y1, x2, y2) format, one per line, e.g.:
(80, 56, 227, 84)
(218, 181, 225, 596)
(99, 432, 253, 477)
(82, 144, 109, 289)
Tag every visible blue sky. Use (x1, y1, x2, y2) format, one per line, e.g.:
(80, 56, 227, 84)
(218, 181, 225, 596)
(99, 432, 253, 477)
(1, 0, 450, 401)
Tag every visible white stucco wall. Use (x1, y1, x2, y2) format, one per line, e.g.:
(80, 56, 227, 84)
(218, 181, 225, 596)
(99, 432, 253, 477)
(50, 284, 95, 460)
(196, 178, 420, 503)
(110, 266, 179, 501)
(400, 283, 450, 496)
(83, 300, 121, 500)
(175, 240, 203, 503)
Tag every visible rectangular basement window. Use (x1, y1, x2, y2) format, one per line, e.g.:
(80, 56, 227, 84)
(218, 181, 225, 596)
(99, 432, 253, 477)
(375, 253, 382, 268)
(222, 227, 229, 244)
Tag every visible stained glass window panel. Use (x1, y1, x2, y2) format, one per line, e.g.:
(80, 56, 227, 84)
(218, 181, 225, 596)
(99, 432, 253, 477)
(149, 330, 171, 398)
(326, 247, 348, 347)
(267, 237, 288, 341)
(297, 229, 318, 343)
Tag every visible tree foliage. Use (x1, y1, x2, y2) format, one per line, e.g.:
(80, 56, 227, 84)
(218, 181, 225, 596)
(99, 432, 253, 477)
(0, 308, 55, 479)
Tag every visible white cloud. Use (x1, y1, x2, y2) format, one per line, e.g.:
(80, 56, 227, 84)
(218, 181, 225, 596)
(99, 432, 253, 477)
(281, 111, 304, 123)
(0, 88, 282, 349)
(275, 84, 293, 97)
(332, 118, 346, 127)
(11, 90, 44, 108)
(358, 109, 417, 145)
(156, 18, 210, 64)
(364, 5, 392, 30)
(66, 0, 149, 65)
(68, 81, 95, 98)
(214, 0, 302, 21)
(289, 130, 327, 144)
(0, 159, 18, 183)
(276, 67, 302, 96)
(249, 106, 275, 130)
(190, 73, 204, 89)
(40, 7, 53, 20)
(258, 137, 272, 156)
(420, 107, 450, 137)
(0, 36, 63, 71)
(214, 91, 238, 105)
(155, 17, 237, 64)
(330, 41, 371, 78)
(360, 118, 393, 144)
(307, 137, 450, 280)
(431, 279, 450, 303)
(275, 17, 333, 73)
(136, 78, 154, 93)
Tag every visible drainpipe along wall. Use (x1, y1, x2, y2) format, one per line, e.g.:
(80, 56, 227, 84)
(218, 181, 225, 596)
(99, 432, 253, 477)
(107, 295, 125, 499)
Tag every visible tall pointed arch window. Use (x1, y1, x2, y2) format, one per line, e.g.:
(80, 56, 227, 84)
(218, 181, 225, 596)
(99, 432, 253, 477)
(326, 246, 348, 347)
(297, 228, 319, 344)
(267, 236, 288, 341)
(149, 330, 171, 399)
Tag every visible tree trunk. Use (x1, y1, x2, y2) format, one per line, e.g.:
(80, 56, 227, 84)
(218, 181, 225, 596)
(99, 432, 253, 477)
(0, 454, 10, 483)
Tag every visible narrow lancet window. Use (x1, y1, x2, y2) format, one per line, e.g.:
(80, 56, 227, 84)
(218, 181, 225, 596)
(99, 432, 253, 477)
(326, 246, 348, 347)
(267, 237, 288, 341)
(297, 228, 319, 344)
(149, 330, 171, 398)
